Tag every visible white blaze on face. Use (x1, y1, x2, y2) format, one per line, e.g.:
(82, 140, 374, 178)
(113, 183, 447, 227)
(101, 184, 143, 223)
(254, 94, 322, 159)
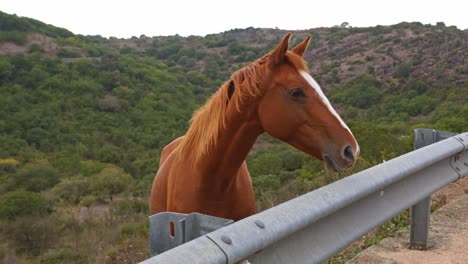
(299, 70, 353, 135)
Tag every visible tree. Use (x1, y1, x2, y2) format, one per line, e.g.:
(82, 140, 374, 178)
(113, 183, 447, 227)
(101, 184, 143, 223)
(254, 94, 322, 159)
(0, 158, 19, 173)
(51, 177, 91, 205)
(10, 162, 59, 192)
(396, 63, 411, 79)
(248, 152, 283, 177)
(80, 195, 96, 209)
(251, 174, 280, 196)
(25, 127, 49, 147)
(0, 190, 49, 220)
(0, 58, 13, 83)
(2, 215, 61, 256)
(110, 199, 148, 220)
(91, 167, 132, 201)
(97, 94, 121, 111)
(332, 76, 382, 108)
(57, 48, 80, 58)
(280, 149, 304, 172)
(29, 43, 44, 54)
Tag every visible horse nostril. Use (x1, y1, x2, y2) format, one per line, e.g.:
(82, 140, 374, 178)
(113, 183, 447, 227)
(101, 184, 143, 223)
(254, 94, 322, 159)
(343, 145, 354, 162)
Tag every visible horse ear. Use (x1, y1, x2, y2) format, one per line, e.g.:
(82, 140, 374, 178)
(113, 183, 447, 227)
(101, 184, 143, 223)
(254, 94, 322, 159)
(291, 35, 311, 57)
(268, 33, 291, 67)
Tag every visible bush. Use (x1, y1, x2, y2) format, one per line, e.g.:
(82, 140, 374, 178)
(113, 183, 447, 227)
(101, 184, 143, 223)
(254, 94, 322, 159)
(39, 249, 77, 263)
(405, 79, 428, 94)
(79, 160, 107, 176)
(52, 177, 91, 204)
(252, 174, 280, 196)
(280, 149, 304, 172)
(98, 95, 121, 111)
(396, 63, 411, 78)
(117, 221, 147, 242)
(29, 43, 44, 53)
(80, 195, 96, 208)
(349, 122, 412, 164)
(0, 58, 13, 83)
(57, 48, 81, 58)
(91, 167, 133, 201)
(248, 152, 282, 176)
(10, 162, 59, 192)
(0, 190, 50, 220)
(110, 199, 148, 219)
(333, 76, 381, 108)
(1, 216, 61, 256)
(0, 31, 27, 45)
(0, 246, 6, 260)
(0, 158, 19, 173)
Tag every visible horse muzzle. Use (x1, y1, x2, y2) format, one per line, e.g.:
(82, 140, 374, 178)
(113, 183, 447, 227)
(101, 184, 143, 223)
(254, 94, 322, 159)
(322, 144, 359, 172)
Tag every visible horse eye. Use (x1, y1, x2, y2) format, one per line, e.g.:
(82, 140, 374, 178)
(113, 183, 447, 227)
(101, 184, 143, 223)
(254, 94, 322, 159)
(290, 88, 305, 97)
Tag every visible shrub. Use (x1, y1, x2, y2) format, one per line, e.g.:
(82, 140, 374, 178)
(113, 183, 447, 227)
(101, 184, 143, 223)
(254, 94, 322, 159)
(39, 249, 77, 263)
(110, 199, 148, 219)
(280, 149, 304, 172)
(10, 162, 59, 192)
(57, 48, 80, 58)
(332, 76, 381, 108)
(52, 177, 91, 204)
(252, 174, 280, 196)
(98, 95, 121, 111)
(248, 152, 282, 177)
(396, 63, 411, 79)
(80, 195, 96, 208)
(117, 221, 147, 242)
(0, 158, 19, 173)
(29, 43, 44, 53)
(0, 31, 27, 45)
(0, 190, 49, 220)
(1, 216, 61, 256)
(91, 167, 133, 201)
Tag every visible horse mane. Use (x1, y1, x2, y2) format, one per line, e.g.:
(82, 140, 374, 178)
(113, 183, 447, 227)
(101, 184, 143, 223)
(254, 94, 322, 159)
(176, 51, 308, 163)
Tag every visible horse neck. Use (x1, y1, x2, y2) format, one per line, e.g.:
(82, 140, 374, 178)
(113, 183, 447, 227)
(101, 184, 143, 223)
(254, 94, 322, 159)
(196, 99, 263, 191)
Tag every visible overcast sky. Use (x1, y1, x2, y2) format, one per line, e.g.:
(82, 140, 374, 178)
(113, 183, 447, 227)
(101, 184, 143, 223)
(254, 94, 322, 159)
(2, 0, 467, 38)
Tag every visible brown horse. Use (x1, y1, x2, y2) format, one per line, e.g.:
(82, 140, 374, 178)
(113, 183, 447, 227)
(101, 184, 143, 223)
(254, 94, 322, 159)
(150, 33, 359, 221)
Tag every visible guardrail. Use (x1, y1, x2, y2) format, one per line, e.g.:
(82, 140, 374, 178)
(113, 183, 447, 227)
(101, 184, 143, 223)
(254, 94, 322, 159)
(410, 128, 458, 249)
(141, 131, 468, 264)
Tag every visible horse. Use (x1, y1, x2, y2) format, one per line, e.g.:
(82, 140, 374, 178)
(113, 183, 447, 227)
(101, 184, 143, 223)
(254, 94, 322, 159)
(150, 33, 359, 222)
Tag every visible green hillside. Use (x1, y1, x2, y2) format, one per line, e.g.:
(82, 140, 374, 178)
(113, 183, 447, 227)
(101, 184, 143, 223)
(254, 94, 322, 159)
(0, 11, 467, 262)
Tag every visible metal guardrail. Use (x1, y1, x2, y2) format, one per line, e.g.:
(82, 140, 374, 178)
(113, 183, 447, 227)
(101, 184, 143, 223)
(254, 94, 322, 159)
(149, 212, 233, 256)
(410, 129, 458, 249)
(141, 131, 468, 264)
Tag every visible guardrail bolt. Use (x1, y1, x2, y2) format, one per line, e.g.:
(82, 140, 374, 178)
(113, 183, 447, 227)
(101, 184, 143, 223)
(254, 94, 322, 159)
(221, 235, 232, 245)
(255, 220, 265, 229)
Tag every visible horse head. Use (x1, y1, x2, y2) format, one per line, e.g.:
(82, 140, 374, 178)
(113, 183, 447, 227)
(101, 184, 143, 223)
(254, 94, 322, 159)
(257, 33, 359, 172)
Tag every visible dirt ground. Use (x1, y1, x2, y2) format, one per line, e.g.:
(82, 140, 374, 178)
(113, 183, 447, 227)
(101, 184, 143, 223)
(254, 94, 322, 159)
(348, 176, 468, 264)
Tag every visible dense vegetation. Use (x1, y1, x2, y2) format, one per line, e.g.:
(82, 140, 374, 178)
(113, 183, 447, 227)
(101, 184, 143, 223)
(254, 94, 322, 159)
(0, 11, 467, 263)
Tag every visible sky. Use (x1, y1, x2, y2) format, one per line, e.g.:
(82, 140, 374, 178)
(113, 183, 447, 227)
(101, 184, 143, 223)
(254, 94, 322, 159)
(2, 0, 467, 38)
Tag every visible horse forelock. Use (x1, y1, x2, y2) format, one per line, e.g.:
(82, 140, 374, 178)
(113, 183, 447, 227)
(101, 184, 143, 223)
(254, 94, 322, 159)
(285, 51, 309, 73)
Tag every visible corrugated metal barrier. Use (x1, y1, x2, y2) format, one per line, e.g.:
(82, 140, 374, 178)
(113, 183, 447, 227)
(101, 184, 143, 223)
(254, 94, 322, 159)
(141, 130, 468, 264)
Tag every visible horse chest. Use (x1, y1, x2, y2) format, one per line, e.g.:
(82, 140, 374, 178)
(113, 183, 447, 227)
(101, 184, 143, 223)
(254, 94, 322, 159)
(169, 173, 256, 220)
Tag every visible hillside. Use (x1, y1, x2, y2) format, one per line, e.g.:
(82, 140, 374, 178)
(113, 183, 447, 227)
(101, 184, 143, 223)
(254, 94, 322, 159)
(0, 11, 467, 263)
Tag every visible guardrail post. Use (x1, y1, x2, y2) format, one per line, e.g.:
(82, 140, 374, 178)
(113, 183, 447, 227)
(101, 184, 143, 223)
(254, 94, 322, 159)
(410, 196, 431, 249)
(410, 129, 458, 249)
